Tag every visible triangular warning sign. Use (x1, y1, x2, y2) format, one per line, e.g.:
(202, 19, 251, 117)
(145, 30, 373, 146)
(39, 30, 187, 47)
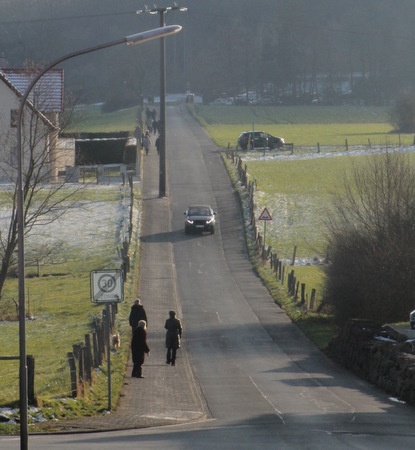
(258, 207, 272, 221)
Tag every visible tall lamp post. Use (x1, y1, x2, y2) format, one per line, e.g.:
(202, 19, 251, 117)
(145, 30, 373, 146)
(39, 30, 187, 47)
(16, 25, 181, 450)
(137, 4, 187, 197)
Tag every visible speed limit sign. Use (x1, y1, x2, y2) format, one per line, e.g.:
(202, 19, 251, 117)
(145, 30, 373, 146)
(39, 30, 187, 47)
(91, 269, 124, 303)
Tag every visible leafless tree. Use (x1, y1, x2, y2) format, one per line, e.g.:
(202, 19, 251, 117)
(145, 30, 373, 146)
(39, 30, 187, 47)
(0, 92, 82, 300)
(324, 151, 415, 324)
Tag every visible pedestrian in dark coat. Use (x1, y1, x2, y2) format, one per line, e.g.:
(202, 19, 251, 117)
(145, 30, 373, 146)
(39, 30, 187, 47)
(129, 298, 148, 330)
(155, 136, 161, 155)
(131, 320, 150, 378)
(165, 310, 182, 366)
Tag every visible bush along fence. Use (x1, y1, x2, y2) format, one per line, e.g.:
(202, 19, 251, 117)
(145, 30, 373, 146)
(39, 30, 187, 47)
(226, 148, 318, 311)
(67, 304, 117, 397)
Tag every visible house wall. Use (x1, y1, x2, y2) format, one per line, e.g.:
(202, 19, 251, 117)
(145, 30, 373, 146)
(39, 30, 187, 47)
(0, 80, 52, 183)
(0, 81, 21, 182)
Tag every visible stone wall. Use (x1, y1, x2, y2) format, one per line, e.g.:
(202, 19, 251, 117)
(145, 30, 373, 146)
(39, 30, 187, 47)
(328, 319, 415, 404)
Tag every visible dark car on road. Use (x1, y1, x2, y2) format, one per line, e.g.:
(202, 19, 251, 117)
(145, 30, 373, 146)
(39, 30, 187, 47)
(237, 131, 284, 150)
(184, 205, 216, 234)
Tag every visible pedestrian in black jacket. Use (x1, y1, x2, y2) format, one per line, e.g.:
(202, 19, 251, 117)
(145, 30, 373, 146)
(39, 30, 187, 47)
(165, 310, 182, 366)
(131, 320, 150, 378)
(129, 298, 147, 330)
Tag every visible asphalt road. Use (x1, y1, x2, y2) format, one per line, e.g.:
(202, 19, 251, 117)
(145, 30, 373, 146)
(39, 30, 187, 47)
(4, 105, 415, 449)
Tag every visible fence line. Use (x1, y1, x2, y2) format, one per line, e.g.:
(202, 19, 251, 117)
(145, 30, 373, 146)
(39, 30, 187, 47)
(226, 148, 318, 311)
(67, 304, 117, 398)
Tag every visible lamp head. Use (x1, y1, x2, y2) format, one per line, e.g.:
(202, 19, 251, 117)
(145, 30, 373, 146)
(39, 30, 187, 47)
(126, 25, 182, 45)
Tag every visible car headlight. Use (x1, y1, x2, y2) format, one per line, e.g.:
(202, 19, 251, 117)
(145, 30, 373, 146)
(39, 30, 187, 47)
(206, 217, 214, 224)
(185, 218, 194, 224)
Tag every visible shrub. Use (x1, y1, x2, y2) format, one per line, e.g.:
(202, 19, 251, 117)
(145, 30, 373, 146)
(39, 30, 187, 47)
(390, 93, 415, 133)
(324, 152, 415, 324)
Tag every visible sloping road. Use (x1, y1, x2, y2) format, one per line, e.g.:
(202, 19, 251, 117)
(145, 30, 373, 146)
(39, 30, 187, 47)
(5, 104, 415, 449)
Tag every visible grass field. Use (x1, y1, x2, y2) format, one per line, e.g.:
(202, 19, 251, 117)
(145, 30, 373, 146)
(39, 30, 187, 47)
(189, 104, 413, 148)
(0, 181, 141, 430)
(68, 104, 140, 133)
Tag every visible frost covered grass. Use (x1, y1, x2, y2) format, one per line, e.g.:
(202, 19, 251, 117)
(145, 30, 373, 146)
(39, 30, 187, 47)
(244, 146, 415, 262)
(0, 182, 141, 430)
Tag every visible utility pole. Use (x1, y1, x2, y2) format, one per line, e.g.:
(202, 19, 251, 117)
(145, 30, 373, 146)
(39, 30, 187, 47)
(137, 4, 187, 197)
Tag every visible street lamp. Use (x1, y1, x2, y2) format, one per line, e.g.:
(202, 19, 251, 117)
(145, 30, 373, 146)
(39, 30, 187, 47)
(137, 4, 187, 197)
(16, 24, 181, 450)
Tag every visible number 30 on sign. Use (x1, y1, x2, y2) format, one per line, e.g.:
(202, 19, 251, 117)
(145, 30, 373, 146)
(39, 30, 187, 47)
(91, 269, 124, 303)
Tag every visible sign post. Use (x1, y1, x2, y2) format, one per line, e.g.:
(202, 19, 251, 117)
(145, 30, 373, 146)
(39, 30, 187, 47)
(258, 207, 273, 260)
(91, 269, 124, 410)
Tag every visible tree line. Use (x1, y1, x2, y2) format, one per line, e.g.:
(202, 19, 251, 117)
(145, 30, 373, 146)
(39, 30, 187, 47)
(1, 0, 415, 107)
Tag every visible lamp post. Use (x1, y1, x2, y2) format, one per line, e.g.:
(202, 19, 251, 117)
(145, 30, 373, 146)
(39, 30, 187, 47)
(137, 4, 187, 197)
(16, 25, 181, 450)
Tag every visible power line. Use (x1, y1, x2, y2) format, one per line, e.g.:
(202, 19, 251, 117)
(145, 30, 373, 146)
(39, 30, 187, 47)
(0, 11, 137, 26)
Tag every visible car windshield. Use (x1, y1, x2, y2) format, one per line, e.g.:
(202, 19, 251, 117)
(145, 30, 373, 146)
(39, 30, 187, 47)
(188, 207, 210, 216)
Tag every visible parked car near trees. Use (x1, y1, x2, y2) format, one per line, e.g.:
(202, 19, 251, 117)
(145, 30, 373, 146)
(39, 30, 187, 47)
(237, 131, 285, 150)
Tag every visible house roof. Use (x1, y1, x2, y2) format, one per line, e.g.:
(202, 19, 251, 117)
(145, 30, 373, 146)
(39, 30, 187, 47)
(0, 71, 57, 130)
(0, 68, 63, 113)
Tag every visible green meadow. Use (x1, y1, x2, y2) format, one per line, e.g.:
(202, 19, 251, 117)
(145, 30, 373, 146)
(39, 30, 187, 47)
(190, 104, 412, 148)
(68, 104, 139, 133)
(0, 183, 141, 431)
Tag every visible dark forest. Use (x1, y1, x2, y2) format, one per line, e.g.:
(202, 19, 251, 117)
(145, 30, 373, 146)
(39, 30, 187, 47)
(1, 0, 414, 106)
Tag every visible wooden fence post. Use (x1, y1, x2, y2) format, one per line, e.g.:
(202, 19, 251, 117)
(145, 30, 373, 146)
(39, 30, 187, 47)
(92, 331, 101, 367)
(73, 343, 84, 394)
(291, 275, 296, 296)
(27, 355, 36, 406)
(295, 281, 300, 300)
(67, 352, 77, 397)
(309, 289, 316, 311)
(84, 334, 93, 383)
(291, 245, 297, 265)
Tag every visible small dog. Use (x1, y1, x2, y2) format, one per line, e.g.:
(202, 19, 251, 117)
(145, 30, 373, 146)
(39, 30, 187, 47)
(112, 333, 121, 348)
